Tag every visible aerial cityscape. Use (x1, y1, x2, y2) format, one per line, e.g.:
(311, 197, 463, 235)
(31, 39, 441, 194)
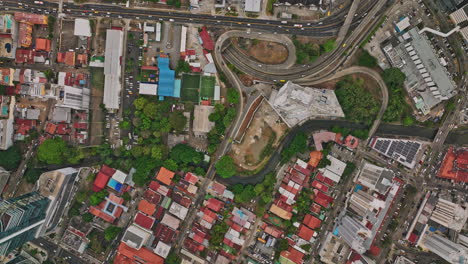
(0, 0, 467, 263)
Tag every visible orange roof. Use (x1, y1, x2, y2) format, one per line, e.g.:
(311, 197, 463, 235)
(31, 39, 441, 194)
(308, 151, 323, 168)
(35, 38, 51, 52)
(65, 51, 75, 66)
(156, 167, 175, 186)
(138, 199, 156, 216)
(269, 204, 292, 220)
(115, 242, 164, 264)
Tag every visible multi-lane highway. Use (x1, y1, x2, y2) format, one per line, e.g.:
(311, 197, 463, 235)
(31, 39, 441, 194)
(220, 0, 391, 82)
(2, 0, 352, 36)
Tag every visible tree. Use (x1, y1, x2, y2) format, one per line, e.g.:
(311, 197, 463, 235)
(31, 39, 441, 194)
(278, 238, 289, 251)
(170, 144, 203, 166)
(43, 69, 55, 81)
(151, 145, 164, 160)
(122, 192, 131, 202)
(169, 112, 187, 133)
(382, 68, 406, 89)
(227, 88, 240, 104)
(215, 156, 236, 178)
(322, 39, 336, 53)
(166, 250, 181, 264)
(163, 159, 178, 172)
(175, 60, 191, 75)
(82, 213, 93, 222)
(358, 50, 378, 68)
(133, 97, 148, 111)
(89, 190, 108, 206)
(75, 190, 89, 203)
(24, 168, 44, 184)
(37, 138, 69, 165)
(0, 145, 22, 170)
(335, 76, 380, 125)
(281, 132, 308, 163)
(119, 120, 131, 130)
(234, 185, 256, 203)
(104, 226, 122, 241)
(402, 115, 415, 126)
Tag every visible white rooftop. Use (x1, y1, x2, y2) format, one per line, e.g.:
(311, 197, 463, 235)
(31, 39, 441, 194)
(244, 0, 261, 12)
(139, 83, 158, 95)
(74, 19, 91, 37)
(103, 30, 123, 110)
(269, 82, 344, 127)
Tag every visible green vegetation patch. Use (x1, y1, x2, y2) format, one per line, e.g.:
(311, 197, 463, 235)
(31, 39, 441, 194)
(0, 145, 22, 170)
(357, 50, 378, 68)
(293, 36, 336, 64)
(381, 68, 413, 123)
(90, 67, 105, 90)
(335, 76, 380, 125)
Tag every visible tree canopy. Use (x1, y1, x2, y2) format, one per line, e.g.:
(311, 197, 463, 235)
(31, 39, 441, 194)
(381, 68, 411, 122)
(227, 88, 240, 104)
(104, 226, 122, 241)
(89, 190, 108, 206)
(358, 50, 378, 68)
(37, 137, 80, 165)
(215, 156, 237, 178)
(281, 132, 308, 163)
(24, 168, 44, 184)
(169, 112, 187, 134)
(170, 144, 203, 166)
(0, 145, 22, 170)
(335, 76, 380, 125)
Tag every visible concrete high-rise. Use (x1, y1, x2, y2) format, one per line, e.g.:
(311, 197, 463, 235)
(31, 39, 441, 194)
(0, 192, 50, 257)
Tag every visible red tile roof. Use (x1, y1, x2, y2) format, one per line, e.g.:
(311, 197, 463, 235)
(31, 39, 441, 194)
(148, 180, 161, 191)
(206, 198, 224, 212)
(264, 225, 283, 238)
(314, 191, 334, 208)
(312, 180, 329, 193)
(134, 212, 155, 230)
(280, 247, 304, 264)
(199, 27, 214, 51)
(297, 224, 315, 241)
(15, 48, 34, 64)
(211, 182, 226, 195)
(201, 207, 217, 224)
(184, 172, 198, 184)
(93, 172, 110, 192)
(438, 147, 468, 182)
(156, 167, 175, 186)
(303, 214, 321, 229)
(65, 51, 75, 66)
(115, 242, 164, 264)
(14, 12, 47, 24)
(153, 223, 176, 244)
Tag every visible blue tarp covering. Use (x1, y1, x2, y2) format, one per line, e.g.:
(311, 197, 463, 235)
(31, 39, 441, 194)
(107, 178, 123, 192)
(157, 57, 175, 97)
(354, 184, 363, 192)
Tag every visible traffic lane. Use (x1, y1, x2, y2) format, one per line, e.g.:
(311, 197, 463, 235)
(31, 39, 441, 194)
(9, 0, 376, 32)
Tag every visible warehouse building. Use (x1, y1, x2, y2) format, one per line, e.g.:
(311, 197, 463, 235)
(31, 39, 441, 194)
(103, 30, 123, 110)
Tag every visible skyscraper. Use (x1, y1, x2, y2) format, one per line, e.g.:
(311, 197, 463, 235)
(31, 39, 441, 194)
(0, 167, 78, 257)
(0, 192, 50, 257)
(422, 232, 468, 264)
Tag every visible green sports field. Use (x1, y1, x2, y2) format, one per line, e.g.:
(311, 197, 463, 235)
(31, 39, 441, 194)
(200, 76, 216, 99)
(181, 74, 201, 102)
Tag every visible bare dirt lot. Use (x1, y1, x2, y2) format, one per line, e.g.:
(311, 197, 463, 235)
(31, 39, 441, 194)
(230, 101, 288, 171)
(59, 20, 78, 52)
(235, 38, 289, 65)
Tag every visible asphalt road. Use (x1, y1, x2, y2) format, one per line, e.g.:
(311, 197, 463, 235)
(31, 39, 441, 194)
(32, 237, 87, 264)
(3, 0, 353, 36)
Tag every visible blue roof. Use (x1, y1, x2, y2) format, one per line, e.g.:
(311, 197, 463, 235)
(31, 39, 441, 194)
(174, 79, 181, 98)
(157, 57, 175, 97)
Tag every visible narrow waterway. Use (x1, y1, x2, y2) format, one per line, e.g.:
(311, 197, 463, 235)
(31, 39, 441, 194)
(218, 120, 467, 185)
